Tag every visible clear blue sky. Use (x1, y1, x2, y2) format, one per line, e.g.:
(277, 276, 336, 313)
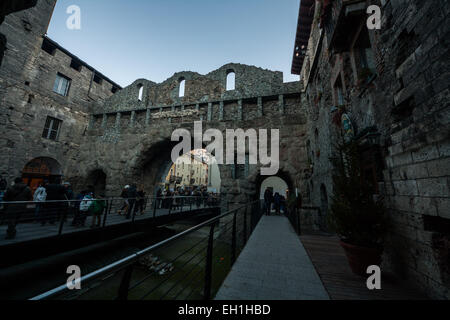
(47, 0, 300, 87)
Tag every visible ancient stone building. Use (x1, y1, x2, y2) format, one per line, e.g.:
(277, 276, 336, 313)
(0, 1, 310, 214)
(0, 0, 121, 192)
(292, 0, 449, 299)
(68, 63, 307, 207)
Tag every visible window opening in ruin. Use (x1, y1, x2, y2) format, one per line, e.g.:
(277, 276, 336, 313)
(70, 59, 82, 72)
(138, 84, 144, 101)
(27, 94, 34, 104)
(41, 38, 56, 56)
(179, 79, 185, 97)
(53, 73, 71, 96)
(42, 116, 62, 141)
(93, 74, 103, 85)
(226, 71, 236, 91)
(334, 76, 345, 106)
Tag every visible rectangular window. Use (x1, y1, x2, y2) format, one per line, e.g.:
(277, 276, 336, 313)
(42, 117, 62, 141)
(41, 38, 56, 56)
(70, 59, 82, 72)
(93, 74, 103, 85)
(53, 73, 71, 96)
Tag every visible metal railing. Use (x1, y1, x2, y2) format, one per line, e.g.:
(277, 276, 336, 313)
(0, 195, 220, 242)
(286, 205, 322, 235)
(30, 200, 263, 300)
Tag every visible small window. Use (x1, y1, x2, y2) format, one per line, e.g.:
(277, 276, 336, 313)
(42, 116, 62, 141)
(70, 59, 82, 72)
(93, 74, 103, 85)
(179, 79, 185, 97)
(138, 85, 144, 101)
(226, 71, 235, 91)
(53, 73, 71, 96)
(334, 76, 345, 106)
(41, 38, 56, 56)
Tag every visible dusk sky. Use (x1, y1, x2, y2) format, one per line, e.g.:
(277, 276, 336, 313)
(46, 0, 300, 88)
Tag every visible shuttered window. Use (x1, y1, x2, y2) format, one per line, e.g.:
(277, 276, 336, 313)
(42, 117, 62, 141)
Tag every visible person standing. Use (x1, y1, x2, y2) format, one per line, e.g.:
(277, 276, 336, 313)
(156, 188, 162, 209)
(264, 188, 273, 216)
(42, 180, 66, 226)
(90, 194, 106, 228)
(126, 184, 137, 219)
(33, 183, 47, 223)
(118, 186, 130, 216)
(71, 190, 87, 227)
(4, 178, 32, 239)
(79, 192, 94, 227)
(273, 192, 281, 215)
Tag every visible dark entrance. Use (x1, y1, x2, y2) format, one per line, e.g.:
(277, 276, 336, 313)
(87, 170, 107, 197)
(22, 157, 62, 194)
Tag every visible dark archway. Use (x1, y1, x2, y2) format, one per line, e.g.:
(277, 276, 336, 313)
(135, 138, 222, 198)
(87, 169, 107, 197)
(254, 169, 295, 201)
(22, 157, 62, 194)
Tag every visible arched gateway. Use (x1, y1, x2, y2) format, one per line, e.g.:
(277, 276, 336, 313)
(22, 157, 62, 193)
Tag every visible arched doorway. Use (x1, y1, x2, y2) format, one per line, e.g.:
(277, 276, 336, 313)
(22, 157, 62, 194)
(87, 170, 107, 197)
(320, 184, 329, 231)
(259, 176, 289, 200)
(138, 139, 222, 198)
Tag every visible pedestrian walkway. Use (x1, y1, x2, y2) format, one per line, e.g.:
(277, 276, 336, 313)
(0, 204, 215, 246)
(215, 215, 329, 300)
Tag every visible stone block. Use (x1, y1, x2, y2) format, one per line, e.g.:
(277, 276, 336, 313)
(417, 177, 450, 197)
(393, 180, 419, 196)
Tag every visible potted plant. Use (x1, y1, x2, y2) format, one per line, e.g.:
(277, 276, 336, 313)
(328, 140, 387, 276)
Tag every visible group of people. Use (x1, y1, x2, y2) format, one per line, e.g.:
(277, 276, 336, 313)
(155, 185, 219, 210)
(117, 184, 146, 219)
(0, 177, 221, 240)
(263, 188, 288, 216)
(0, 177, 107, 239)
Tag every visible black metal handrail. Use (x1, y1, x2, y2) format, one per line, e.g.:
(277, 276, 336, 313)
(286, 205, 321, 235)
(30, 200, 263, 300)
(0, 196, 221, 242)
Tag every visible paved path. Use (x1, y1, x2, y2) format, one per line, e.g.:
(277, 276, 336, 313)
(215, 215, 329, 300)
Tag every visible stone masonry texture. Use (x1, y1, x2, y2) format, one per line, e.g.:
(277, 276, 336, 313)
(0, 0, 449, 300)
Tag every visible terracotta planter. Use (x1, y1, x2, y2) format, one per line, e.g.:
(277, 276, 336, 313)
(340, 240, 383, 276)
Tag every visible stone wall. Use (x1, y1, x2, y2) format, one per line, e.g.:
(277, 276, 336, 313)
(300, 0, 450, 299)
(99, 63, 300, 113)
(0, 0, 120, 183)
(68, 92, 309, 213)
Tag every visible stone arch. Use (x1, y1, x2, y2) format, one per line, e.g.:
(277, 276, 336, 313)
(253, 169, 295, 202)
(131, 135, 227, 198)
(21, 157, 62, 193)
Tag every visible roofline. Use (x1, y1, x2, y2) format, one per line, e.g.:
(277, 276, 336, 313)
(291, 0, 315, 75)
(43, 35, 123, 89)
